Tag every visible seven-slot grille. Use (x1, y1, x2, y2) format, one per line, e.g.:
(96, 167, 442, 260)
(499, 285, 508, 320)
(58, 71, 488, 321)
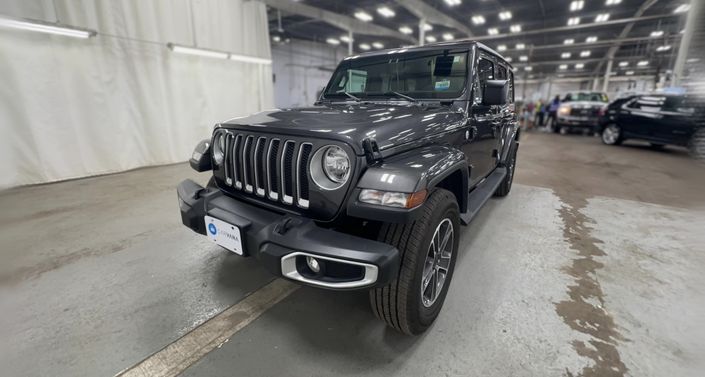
(219, 131, 313, 209)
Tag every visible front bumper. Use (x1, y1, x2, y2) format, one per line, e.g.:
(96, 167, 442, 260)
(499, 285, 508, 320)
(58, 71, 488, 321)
(177, 179, 399, 290)
(557, 116, 600, 129)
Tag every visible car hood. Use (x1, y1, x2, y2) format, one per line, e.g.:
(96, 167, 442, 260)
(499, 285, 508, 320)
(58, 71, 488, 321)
(219, 103, 465, 155)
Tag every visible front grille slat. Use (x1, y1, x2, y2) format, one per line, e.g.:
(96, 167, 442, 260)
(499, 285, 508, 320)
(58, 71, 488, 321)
(242, 136, 254, 193)
(254, 137, 266, 197)
(223, 133, 234, 186)
(281, 141, 296, 205)
(296, 143, 312, 208)
(267, 139, 280, 200)
(233, 135, 243, 189)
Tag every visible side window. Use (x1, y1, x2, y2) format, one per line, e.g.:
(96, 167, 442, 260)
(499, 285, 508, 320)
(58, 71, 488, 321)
(497, 65, 507, 80)
(474, 57, 495, 103)
(633, 96, 666, 112)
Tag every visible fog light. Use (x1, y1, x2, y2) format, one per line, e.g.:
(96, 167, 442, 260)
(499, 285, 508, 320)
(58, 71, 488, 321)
(306, 256, 321, 273)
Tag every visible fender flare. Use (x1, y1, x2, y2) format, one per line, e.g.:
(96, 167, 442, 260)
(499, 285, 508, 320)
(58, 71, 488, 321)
(347, 145, 469, 222)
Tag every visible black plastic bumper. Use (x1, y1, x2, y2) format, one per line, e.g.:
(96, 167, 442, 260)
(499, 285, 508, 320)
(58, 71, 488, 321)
(177, 179, 399, 290)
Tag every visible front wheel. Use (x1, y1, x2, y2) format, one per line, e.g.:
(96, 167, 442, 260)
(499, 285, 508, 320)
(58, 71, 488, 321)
(601, 124, 623, 145)
(369, 189, 459, 335)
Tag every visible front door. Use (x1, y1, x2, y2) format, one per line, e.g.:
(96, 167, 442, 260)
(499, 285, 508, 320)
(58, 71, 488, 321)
(464, 55, 500, 186)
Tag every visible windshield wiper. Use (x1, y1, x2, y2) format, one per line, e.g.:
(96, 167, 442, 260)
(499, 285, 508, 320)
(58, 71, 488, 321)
(386, 91, 418, 103)
(340, 91, 361, 102)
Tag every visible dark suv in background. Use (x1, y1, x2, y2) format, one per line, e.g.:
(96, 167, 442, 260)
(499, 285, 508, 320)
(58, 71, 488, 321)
(178, 41, 519, 335)
(599, 93, 705, 158)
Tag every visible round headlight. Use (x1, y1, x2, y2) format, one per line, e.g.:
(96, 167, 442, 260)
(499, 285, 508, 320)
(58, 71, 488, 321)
(212, 132, 225, 165)
(322, 146, 350, 183)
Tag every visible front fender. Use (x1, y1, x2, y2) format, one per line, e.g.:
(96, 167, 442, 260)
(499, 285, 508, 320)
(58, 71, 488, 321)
(346, 145, 468, 223)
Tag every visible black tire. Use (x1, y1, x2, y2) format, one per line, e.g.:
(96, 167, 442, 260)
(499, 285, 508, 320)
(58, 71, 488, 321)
(369, 189, 460, 335)
(650, 143, 665, 149)
(689, 129, 705, 160)
(601, 123, 623, 145)
(494, 143, 518, 197)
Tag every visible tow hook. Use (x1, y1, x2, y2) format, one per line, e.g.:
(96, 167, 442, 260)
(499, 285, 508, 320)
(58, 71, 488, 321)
(274, 217, 300, 235)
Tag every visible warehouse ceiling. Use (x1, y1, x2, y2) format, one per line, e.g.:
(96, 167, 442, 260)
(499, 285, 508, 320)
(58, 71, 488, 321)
(266, 0, 699, 80)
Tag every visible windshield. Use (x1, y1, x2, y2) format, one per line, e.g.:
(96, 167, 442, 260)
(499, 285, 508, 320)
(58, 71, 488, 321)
(563, 92, 609, 102)
(322, 50, 469, 101)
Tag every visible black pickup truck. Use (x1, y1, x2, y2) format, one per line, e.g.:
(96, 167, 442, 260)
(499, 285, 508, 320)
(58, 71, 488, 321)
(178, 41, 519, 335)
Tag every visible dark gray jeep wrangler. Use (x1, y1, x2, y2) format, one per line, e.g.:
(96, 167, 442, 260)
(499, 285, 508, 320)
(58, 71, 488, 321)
(178, 41, 519, 335)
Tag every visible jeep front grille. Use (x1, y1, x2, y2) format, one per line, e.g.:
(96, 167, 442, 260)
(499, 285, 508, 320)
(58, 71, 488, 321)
(219, 130, 312, 209)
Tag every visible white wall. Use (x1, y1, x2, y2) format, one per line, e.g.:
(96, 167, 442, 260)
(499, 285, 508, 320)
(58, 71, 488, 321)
(0, 0, 273, 188)
(272, 39, 347, 108)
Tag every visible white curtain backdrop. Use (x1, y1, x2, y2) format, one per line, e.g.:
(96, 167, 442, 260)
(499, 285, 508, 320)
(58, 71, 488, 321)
(0, 0, 274, 188)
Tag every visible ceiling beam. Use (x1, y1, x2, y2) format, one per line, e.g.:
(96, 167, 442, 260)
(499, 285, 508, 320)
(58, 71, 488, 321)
(470, 13, 678, 41)
(260, 0, 416, 43)
(593, 0, 661, 75)
(393, 0, 474, 37)
(499, 34, 681, 53)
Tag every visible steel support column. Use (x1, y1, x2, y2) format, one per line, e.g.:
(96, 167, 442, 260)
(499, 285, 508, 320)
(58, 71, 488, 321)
(672, 0, 703, 86)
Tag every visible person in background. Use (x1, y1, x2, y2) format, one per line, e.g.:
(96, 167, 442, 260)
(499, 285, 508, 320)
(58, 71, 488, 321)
(546, 95, 561, 130)
(525, 101, 535, 129)
(535, 99, 545, 128)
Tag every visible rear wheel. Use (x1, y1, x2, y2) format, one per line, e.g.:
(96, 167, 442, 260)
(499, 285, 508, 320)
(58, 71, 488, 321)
(689, 129, 705, 160)
(601, 124, 623, 145)
(369, 189, 459, 335)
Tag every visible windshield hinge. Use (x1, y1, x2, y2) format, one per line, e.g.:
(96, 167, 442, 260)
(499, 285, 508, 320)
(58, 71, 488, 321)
(362, 138, 383, 165)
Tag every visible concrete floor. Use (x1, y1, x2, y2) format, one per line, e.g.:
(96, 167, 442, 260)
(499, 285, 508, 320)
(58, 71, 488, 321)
(1, 132, 703, 377)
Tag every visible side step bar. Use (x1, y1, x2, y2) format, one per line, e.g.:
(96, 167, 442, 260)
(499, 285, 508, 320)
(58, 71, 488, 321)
(459, 167, 507, 225)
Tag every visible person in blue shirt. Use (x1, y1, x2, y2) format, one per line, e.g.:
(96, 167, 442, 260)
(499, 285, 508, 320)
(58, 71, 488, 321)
(546, 95, 561, 129)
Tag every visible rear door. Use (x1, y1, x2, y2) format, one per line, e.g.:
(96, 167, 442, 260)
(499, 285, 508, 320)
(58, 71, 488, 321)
(465, 53, 499, 186)
(652, 96, 697, 144)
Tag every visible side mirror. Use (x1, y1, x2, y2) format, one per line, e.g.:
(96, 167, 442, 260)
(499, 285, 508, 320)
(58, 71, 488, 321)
(482, 80, 508, 106)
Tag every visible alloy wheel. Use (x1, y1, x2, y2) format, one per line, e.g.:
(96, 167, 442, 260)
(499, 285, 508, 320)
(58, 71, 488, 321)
(602, 125, 620, 144)
(421, 218, 454, 308)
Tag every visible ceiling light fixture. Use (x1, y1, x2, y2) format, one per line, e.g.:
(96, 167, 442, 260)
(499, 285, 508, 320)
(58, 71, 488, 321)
(564, 39, 575, 45)
(499, 11, 512, 21)
(399, 26, 413, 34)
(575, 63, 585, 69)
(637, 60, 649, 66)
(444, 0, 462, 5)
(567, 17, 580, 26)
(674, 4, 690, 13)
(340, 35, 351, 42)
(586, 36, 598, 43)
(516, 43, 526, 50)
(570, 1, 584, 11)
(559, 64, 568, 70)
(426, 35, 437, 43)
(606, 0, 622, 5)
(372, 42, 384, 49)
(0, 15, 96, 39)
(354, 11, 373, 22)
(326, 38, 341, 45)
(443, 33, 455, 41)
(519, 55, 528, 62)
(561, 52, 571, 59)
(510, 24, 521, 33)
(359, 43, 371, 51)
(488, 28, 499, 35)
(497, 44, 507, 51)
(656, 45, 672, 52)
(525, 66, 533, 71)
(423, 23, 433, 31)
(472, 15, 486, 25)
(625, 70, 635, 75)
(650, 30, 664, 37)
(377, 6, 395, 18)
(595, 13, 610, 22)
(167, 43, 229, 60)
(580, 50, 591, 57)
(619, 61, 629, 67)
(505, 57, 513, 62)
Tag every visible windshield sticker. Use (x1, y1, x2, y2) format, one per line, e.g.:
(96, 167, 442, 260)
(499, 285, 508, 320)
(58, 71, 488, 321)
(435, 79, 451, 91)
(453, 56, 460, 63)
